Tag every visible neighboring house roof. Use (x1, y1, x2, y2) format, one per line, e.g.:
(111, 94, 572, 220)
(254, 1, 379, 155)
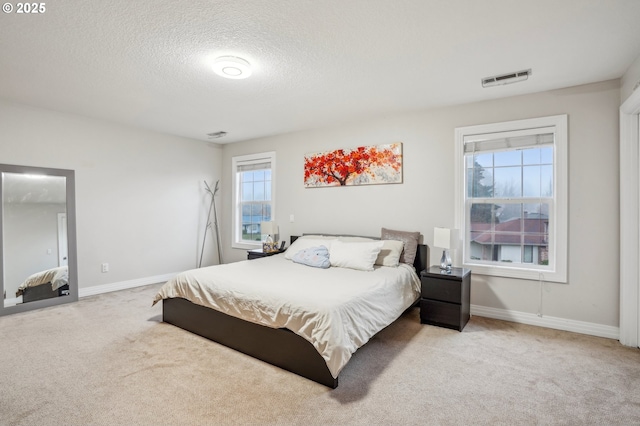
(471, 217, 548, 246)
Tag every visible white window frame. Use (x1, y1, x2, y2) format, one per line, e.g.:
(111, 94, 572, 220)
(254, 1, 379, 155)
(454, 115, 568, 283)
(231, 151, 276, 249)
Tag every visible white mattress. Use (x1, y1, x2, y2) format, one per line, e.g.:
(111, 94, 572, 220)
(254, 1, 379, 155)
(153, 254, 420, 378)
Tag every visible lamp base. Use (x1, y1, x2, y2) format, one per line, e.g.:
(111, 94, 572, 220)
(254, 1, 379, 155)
(439, 249, 452, 272)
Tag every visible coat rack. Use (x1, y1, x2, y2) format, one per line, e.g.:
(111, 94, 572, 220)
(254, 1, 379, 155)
(199, 180, 222, 267)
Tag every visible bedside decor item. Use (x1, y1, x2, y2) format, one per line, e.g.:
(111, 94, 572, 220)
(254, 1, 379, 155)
(261, 221, 279, 252)
(304, 143, 402, 187)
(434, 227, 456, 271)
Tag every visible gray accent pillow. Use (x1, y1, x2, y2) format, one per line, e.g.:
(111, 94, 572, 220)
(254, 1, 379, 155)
(381, 228, 420, 265)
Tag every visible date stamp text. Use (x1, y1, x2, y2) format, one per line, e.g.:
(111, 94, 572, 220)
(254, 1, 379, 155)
(3, 3, 46, 14)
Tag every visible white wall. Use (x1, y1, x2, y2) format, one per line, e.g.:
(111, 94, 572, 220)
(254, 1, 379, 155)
(221, 79, 620, 329)
(0, 100, 223, 291)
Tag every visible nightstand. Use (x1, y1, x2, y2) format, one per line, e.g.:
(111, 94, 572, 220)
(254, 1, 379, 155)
(247, 248, 286, 260)
(420, 266, 471, 331)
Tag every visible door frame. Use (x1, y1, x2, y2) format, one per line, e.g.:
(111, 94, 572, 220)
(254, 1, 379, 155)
(57, 212, 68, 266)
(620, 87, 640, 347)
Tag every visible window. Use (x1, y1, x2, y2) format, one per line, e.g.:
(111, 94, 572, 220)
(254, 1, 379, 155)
(455, 115, 567, 283)
(231, 152, 276, 249)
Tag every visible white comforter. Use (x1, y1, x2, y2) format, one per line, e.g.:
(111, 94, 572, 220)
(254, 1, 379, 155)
(153, 255, 420, 378)
(16, 265, 68, 296)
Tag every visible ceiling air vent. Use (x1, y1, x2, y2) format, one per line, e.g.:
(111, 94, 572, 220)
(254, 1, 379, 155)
(482, 69, 532, 88)
(207, 131, 227, 139)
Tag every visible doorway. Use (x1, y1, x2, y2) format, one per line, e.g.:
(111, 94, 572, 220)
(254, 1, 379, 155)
(620, 87, 640, 348)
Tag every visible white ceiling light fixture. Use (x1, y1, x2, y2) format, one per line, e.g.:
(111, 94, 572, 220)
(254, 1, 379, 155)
(482, 69, 532, 88)
(212, 56, 252, 79)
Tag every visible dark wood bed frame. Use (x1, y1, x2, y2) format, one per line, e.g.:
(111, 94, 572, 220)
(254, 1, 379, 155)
(22, 283, 70, 303)
(162, 237, 428, 388)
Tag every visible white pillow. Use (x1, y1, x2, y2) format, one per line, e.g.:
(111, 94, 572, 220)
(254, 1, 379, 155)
(329, 240, 384, 271)
(285, 237, 337, 260)
(375, 240, 405, 267)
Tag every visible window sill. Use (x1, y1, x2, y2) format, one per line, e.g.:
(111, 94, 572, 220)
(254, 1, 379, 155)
(463, 261, 567, 283)
(232, 241, 262, 250)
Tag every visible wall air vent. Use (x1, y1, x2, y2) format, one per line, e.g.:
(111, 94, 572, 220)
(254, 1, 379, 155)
(207, 131, 227, 139)
(482, 69, 532, 88)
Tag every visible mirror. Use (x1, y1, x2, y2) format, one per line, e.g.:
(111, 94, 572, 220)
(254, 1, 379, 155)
(0, 164, 78, 316)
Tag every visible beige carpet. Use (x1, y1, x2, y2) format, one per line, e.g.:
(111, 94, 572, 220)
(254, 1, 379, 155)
(0, 283, 639, 425)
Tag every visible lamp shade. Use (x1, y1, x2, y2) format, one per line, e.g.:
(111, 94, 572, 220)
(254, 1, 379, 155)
(261, 221, 277, 235)
(434, 227, 457, 249)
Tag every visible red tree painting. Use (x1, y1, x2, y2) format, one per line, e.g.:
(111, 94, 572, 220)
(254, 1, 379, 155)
(304, 143, 402, 187)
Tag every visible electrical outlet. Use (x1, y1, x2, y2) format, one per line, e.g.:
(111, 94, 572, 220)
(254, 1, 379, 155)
(101, 263, 109, 273)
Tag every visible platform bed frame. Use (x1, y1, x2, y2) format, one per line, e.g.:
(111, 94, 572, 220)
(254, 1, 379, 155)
(162, 236, 428, 388)
(22, 283, 70, 303)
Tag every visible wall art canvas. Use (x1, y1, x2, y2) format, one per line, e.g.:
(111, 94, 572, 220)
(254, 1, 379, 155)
(304, 143, 402, 188)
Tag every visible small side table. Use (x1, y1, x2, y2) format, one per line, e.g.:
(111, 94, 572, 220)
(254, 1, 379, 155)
(420, 266, 471, 331)
(247, 248, 286, 260)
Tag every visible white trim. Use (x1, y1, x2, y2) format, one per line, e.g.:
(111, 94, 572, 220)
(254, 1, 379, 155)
(455, 115, 568, 283)
(78, 272, 177, 298)
(231, 151, 276, 250)
(4, 296, 21, 307)
(471, 304, 620, 340)
(620, 87, 640, 347)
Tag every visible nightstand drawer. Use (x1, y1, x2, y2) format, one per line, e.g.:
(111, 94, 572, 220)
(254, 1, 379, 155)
(421, 276, 461, 304)
(420, 299, 467, 331)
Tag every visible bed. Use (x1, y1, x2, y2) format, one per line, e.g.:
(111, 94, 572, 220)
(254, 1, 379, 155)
(153, 232, 428, 388)
(16, 265, 70, 303)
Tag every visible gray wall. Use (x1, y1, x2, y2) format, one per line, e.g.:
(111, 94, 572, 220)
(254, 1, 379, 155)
(0, 100, 223, 290)
(0, 76, 624, 330)
(221, 79, 620, 328)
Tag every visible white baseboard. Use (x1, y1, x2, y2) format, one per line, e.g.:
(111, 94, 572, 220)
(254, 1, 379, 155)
(471, 304, 620, 340)
(79, 273, 177, 298)
(4, 296, 22, 307)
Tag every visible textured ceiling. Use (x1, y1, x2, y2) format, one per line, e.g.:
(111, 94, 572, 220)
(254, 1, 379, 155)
(1, 0, 640, 144)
